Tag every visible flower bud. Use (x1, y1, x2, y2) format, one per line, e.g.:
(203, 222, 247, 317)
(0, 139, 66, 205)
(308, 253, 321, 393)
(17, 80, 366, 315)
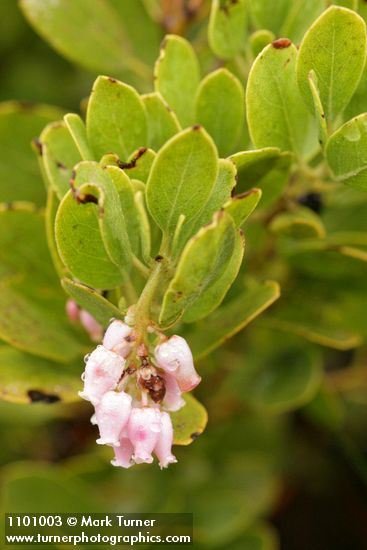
(154, 412, 177, 469)
(103, 320, 132, 358)
(162, 372, 185, 412)
(111, 438, 134, 469)
(95, 390, 132, 446)
(79, 345, 125, 405)
(155, 335, 201, 392)
(80, 310, 103, 342)
(66, 300, 80, 323)
(128, 407, 162, 464)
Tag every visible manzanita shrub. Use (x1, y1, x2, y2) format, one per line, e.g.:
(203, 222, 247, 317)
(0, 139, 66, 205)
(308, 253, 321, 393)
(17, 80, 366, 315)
(2, 0, 367, 543)
(33, 59, 266, 468)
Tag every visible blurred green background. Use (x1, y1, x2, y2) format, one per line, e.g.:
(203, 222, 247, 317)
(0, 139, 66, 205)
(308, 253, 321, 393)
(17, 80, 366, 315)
(1, 1, 367, 549)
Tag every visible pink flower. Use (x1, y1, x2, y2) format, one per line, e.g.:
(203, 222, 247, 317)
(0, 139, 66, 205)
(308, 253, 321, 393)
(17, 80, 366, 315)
(162, 372, 185, 412)
(66, 300, 80, 322)
(155, 335, 201, 392)
(80, 310, 103, 342)
(95, 391, 132, 446)
(154, 411, 177, 469)
(103, 320, 132, 358)
(111, 438, 134, 469)
(128, 407, 162, 464)
(79, 345, 125, 405)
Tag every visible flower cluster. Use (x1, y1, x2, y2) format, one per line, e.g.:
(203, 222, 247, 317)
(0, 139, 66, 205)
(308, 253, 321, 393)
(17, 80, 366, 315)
(79, 319, 201, 468)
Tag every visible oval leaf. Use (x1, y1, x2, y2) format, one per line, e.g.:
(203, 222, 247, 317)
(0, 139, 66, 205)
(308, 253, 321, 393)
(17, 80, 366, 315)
(195, 68, 245, 157)
(86, 76, 147, 161)
(297, 6, 367, 120)
(146, 126, 218, 235)
(247, 41, 316, 157)
(154, 35, 200, 128)
(208, 0, 247, 59)
(55, 190, 124, 290)
(20, 0, 148, 76)
(142, 92, 181, 151)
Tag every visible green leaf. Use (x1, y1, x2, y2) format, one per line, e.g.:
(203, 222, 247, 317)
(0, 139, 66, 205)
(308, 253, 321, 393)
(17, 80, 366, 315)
(160, 212, 237, 327)
(64, 113, 94, 161)
(183, 229, 244, 323)
(171, 394, 208, 445)
(0, 101, 63, 205)
(297, 6, 367, 120)
(247, 41, 317, 158)
(250, 30, 275, 58)
(308, 69, 328, 149)
(270, 206, 326, 239)
(230, 148, 292, 207)
(243, 344, 322, 414)
(142, 92, 181, 151)
(175, 158, 236, 254)
(326, 113, 367, 191)
(185, 280, 280, 361)
(39, 120, 81, 200)
(146, 126, 218, 235)
(224, 188, 262, 228)
(55, 190, 124, 290)
(208, 0, 247, 60)
(154, 35, 200, 128)
(0, 347, 80, 404)
(73, 161, 132, 270)
(195, 68, 245, 157)
(106, 165, 148, 257)
(20, 0, 152, 78)
(86, 75, 147, 161)
(0, 207, 85, 361)
(61, 278, 123, 327)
